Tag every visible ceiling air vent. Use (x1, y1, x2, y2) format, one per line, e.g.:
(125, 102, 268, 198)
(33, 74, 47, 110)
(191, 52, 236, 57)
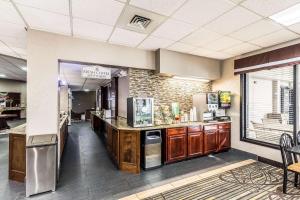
(128, 15, 151, 30)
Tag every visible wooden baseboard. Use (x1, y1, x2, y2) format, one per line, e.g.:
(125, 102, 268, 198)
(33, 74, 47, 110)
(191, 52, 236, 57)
(258, 156, 283, 168)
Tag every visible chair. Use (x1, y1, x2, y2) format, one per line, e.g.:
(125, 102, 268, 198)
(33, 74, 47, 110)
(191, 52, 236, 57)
(279, 133, 300, 193)
(296, 131, 300, 145)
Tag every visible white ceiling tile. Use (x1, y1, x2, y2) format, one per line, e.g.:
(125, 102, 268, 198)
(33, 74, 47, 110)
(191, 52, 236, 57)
(0, 42, 17, 57)
(205, 6, 262, 35)
(152, 18, 196, 41)
(73, 18, 113, 42)
(17, 5, 71, 35)
(289, 22, 300, 34)
(173, 0, 235, 26)
(205, 51, 233, 60)
(129, 0, 186, 16)
(230, 19, 282, 41)
(14, 0, 69, 15)
(0, 0, 24, 25)
(167, 42, 197, 53)
(181, 28, 222, 46)
(250, 29, 299, 47)
(0, 35, 26, 49)
(242, 0, 300, 17)
(191, 47, 215, 57)
(223, 42, 261, 55)
(0, 21, 26, 38)
(11, 47, 26, 59)
(138, 36, 174, 50)
(230, 0, 245, 4)
(109, 28, 147, 47)
(72, 0, 125, 25)
(204, 36, 242, 51)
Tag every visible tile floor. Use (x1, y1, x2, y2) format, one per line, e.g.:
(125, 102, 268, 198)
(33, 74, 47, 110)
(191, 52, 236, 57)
(0, 121, 257, 200)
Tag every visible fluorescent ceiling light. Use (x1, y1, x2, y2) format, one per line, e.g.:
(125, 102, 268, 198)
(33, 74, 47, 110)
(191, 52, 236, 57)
(270, 3, 300, 26)
(21, 67, 27, 71)
(172, 76, 210, 82)
(84, 89, 90, 92)
(0, 74, 6, 78)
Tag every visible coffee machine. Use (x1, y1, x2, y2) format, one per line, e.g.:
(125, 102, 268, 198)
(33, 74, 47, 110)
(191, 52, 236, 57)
(193, 91, 231, 122)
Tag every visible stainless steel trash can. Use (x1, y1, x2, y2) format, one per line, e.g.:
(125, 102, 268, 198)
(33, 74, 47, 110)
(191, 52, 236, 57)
(143, 130, 162, 169)
(26, 134, 57, 197)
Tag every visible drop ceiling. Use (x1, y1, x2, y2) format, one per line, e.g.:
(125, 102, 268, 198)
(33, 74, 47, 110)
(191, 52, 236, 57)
(1, 0, 300, 60)
(60, 62, 123, 91)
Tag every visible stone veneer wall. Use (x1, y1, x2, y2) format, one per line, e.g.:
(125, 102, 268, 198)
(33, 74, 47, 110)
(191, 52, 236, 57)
(128, 68, 212, 113)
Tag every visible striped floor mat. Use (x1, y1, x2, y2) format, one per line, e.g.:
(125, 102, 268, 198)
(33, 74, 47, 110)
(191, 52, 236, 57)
(137, 161, 300, 200)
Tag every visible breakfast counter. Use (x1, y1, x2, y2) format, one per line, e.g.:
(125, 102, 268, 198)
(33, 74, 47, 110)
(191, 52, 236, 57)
(91, 111, 231, 131)
(91, 112, 231, 174)
(8, 115, 69, 183)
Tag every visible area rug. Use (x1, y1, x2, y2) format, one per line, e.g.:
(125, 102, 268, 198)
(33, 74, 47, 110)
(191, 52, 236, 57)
(120, 160, 300, 200)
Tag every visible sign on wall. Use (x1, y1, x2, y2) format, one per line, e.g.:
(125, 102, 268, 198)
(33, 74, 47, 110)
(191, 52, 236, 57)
(81, 65, 111, 79)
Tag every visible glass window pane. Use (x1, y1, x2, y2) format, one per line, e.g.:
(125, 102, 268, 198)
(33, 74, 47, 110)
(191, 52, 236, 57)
(245, 66, 294, 145)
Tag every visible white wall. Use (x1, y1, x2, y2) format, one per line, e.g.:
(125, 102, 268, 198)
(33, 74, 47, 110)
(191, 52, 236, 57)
(118, 76, 129, 118)
(27, 29, 156, 139)
(59, 85, 68, 113)
(213, 58, 282, 162)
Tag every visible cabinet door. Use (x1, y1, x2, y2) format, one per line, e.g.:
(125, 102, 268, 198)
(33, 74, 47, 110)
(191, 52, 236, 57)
(111, 128, 119, 164)
(119, 130, 140, 173)
(188, 132, 203, 157)
(204, 130, 217, 154)
(218, 129, 230, 151)
(106, 124, 112, 153)
(167, 134, 187, 162)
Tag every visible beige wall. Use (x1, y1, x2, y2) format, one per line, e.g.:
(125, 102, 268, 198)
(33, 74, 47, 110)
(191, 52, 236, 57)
(27, 29, 156, 137)
(213, 59, 282, 162)
(157, 49, 221, 80)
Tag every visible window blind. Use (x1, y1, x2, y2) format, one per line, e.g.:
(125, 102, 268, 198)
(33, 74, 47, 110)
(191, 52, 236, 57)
(245, 66, 294, 145)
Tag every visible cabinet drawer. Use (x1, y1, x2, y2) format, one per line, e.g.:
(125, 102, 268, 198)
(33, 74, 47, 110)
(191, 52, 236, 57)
(188, 126, 202, 133)
(203, 125, 218, 131)
(218, 123, 231, 129)
(167, 127, 186, 136)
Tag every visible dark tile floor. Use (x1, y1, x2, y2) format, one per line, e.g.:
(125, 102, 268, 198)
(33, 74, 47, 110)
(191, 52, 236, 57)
(0, 121, 257, 200)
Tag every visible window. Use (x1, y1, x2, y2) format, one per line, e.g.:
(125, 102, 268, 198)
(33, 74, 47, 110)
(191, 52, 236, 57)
(241, 66, 297, 147)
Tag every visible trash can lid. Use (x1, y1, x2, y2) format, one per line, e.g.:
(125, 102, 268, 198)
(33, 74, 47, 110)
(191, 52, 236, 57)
(26, 134, 57, 147)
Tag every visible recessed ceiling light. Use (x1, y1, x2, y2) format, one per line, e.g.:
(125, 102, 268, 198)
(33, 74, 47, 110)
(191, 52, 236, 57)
(21, 67, 27, 71)
(0, 74, 6, 78)
(270, 3, 300, 26)
(172, 76, 210, 82)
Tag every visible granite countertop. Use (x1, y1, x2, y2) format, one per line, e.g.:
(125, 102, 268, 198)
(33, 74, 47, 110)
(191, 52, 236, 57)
(9, 115, 69, 135)
(91, 112, 231, 131)
(59, 115, 68, 128)
(9, 123, 26, 135)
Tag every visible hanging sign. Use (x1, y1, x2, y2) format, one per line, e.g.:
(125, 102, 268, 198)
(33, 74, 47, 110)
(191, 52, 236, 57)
(81, 65, 111, 79)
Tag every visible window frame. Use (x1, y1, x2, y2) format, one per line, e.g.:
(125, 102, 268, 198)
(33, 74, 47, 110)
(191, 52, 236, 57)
(240, 65, 298, 149)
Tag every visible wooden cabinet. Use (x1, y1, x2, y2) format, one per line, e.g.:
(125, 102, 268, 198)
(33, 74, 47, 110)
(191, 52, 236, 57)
(203, 125, 218, 154)
(106, 124, 112, 153)
(60, 118, 68, 157)
(9, 133, 26, 182)
(111, 128, 119, 165)
(165, 127, 187, 163)
(188, 126, 203, 158)
(217, 124, 231, 151)
(119, 130, 140, 173)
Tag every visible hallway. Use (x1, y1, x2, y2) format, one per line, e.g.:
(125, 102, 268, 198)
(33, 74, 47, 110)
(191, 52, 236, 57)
(1, 122, 256, 200)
